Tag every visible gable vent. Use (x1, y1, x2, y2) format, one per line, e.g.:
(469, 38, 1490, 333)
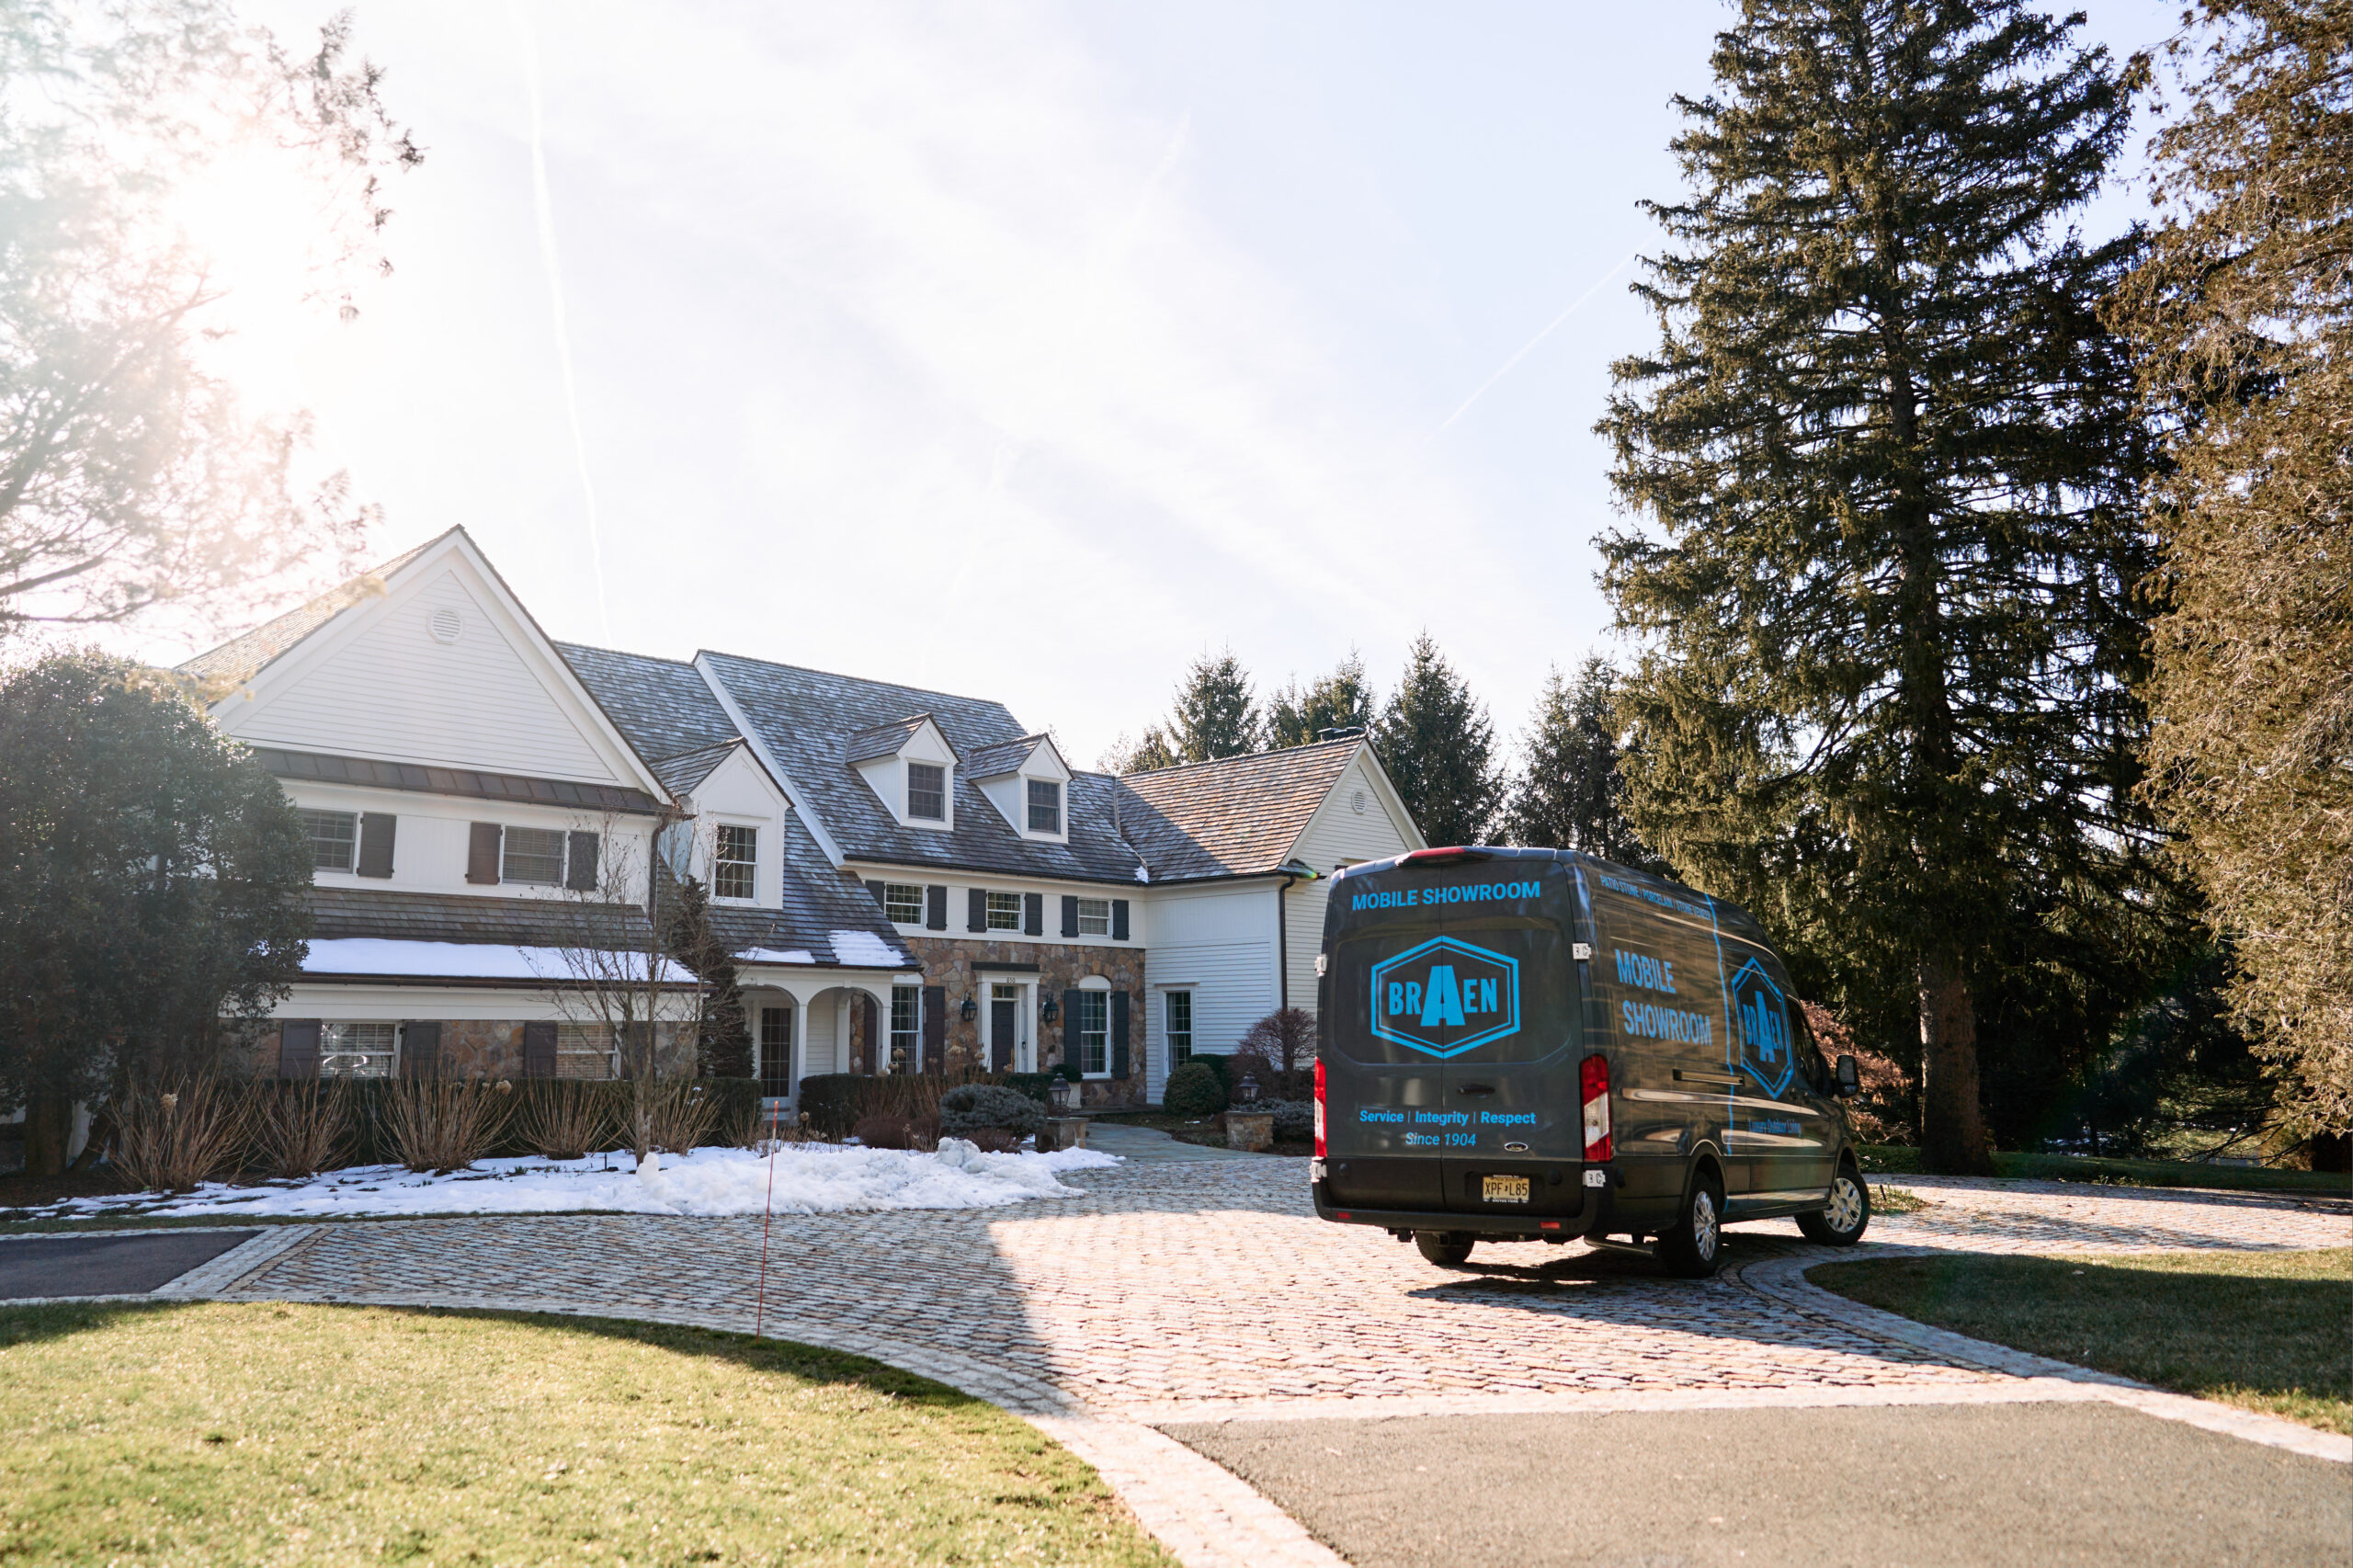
(428, 608, 463, 644)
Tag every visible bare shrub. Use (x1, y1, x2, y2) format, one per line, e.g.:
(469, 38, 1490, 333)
(1237, 1006, 1316, 1094)
(727, 1099, 813, 1151)
(252, 1081, 350, 1178)
(852, 1114, 915, 1150)
(637, 1078, 719, 1155)
(384, 1077, 514, 1173)
(109, 1077, 251, 1193)
(515, 1082, 613, 1162)
(960, 1128, 1023, 1154)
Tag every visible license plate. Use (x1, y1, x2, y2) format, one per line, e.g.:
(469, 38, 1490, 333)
(1482, 1175, 1530, 1204)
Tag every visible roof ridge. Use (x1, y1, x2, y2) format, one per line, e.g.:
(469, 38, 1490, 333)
(1120, 735, 1360, 780)
(698, 648, 1018, 717)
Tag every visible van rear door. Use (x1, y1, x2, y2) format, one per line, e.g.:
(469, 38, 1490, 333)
(1321, 854, 1582, 1216)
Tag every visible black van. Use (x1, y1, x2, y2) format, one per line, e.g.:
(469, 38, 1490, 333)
(1311, 846, 1870, 1277)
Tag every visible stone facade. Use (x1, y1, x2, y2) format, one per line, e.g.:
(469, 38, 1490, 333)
(245, 1017, 691, 1080)
(905, 937, 1150, 1108)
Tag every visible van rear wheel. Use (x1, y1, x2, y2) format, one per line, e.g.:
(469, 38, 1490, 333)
(1655, 1168, 1725, 1278)
(1797, 1166, 1870, 1245)
(1415, 1232, 1476, 1267)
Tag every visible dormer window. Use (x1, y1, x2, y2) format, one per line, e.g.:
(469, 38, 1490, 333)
(908, 762, 947, 821)
(1027, 778, 1061, 834)
(714, 824, 757, 901)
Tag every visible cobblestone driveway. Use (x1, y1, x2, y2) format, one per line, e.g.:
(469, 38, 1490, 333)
(222, 1158, 2349, 1419)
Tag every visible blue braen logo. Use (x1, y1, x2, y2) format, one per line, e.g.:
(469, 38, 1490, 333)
(1729, 956, 1794, 1096)
(1369, 937, 1520, 1058)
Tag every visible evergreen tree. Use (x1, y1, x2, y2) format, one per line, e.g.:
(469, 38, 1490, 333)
(1504, 659, 1661, 869)
(1375, 633, 1507, 846)
(1268, 652, 1378, 748)
(2110, 0, 2353, 1139)
(1162, 649, 1264, 762)
(1100, 727, 1177, 775)
(663, 874, 749, 1078)
(1597, 0, 2161, 1173)
(0, 653, 313, 1175)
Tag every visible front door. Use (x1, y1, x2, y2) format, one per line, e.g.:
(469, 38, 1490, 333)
(990, 984, 1018, 1072)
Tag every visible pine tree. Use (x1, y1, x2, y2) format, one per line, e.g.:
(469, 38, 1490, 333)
(1375, 633, 1507, 846)
(1100, 728, 1177, 775)
(1597, 0, 2161, 1173)
(1268, 652, 1378, 748)
(663, 875, 749, 1078)
(2109, 0, 2353, 1139)
(1504, 659, 1661, 869)
(1163, 650, 1264, 762)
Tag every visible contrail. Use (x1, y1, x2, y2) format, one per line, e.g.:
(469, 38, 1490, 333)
(512, 1, 611, 640)
(1440, 248, 1640, 431)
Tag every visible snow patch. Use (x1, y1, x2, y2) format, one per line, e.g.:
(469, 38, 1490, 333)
(736, 949, 817, 966)
(301, 939, 690, 983)
(28, 1142, 1122, 1221)
(827, 929, 905, 968)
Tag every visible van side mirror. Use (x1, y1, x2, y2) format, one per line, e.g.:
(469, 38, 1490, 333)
(1835, 1054, 1861, 1097)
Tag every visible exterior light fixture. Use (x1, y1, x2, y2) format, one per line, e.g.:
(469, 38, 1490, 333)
(1040, 996, 1060, 1024)
(959, 995, 978, 1023)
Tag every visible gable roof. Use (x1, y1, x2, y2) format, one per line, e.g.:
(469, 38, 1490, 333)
(1115, 739, 1370, 881)
(843, 714, 939, 766)
(963, 733, 1054, 779)
(178, 532, 448, 689)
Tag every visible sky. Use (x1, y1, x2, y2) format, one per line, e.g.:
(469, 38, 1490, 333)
(156, 0, 2183, 770)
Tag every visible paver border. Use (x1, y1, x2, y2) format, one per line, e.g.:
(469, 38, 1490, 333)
(1742, 1250, 2351, 1464)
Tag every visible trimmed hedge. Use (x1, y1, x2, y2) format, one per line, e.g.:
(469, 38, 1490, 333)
(1267, 1100, 1313, 1142)
(1163, 1061, 1227, 1119)
(939, 1085, 1045, 1140)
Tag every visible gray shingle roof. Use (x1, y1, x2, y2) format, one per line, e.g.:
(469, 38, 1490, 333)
(963, 734, 1050, 779)
(843, 714, 936, 765)
(699, 652, 1149, 884)
(305, 886, 657, 949)
(1116, 739, 1365, 881)
(253, 746, 665, 814)
(555, 643, 741, 762)
(178, 532, 449, 688)
(644, 740, 743, 798)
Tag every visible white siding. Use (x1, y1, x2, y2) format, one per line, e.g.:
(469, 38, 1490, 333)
(1142, 884, 1278, 1102)
(679, 748, 790, 909)
(283, 780, 658, 903)
(235, 566, 630, 785)
(1279, 754, 1421, 1015)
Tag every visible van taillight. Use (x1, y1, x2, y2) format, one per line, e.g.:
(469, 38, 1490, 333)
(1580, 1053, 1612, 1163)
(1313, 1058, 1327, 1158)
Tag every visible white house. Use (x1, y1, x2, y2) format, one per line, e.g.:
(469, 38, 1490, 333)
(180, 528, 1424, 1102)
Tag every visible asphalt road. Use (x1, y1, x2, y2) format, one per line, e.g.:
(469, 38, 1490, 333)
(0, 1231, 257, 1300)
(1166, 1401, 2350, 1568)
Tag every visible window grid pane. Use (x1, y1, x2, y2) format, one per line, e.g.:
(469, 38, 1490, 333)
(715, 824, 757, 901)
(556, 1024, 616, 1080)
(1166, 992, 1192, 1065)
(503, 826, 565, 885)
(301, 810, 357, 872)
(890, 985, 920, 1072)
(1027, 778, 1060, 834)
(1079, 991, 1108, 1075)
(907, 763, 946, 821)
(883, 882, 923, 924)
(985, 891, 1022, 931)
(319, 1022, 397, 1078)
(1077, 898, 1110, 936)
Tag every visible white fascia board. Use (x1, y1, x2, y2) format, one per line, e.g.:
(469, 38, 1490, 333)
(693, 653, 847, 867)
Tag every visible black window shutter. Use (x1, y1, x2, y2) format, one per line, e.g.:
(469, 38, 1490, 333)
(278, 1019, 322, 1079)
(565, 831, 600, 892)
(401, 1021, 442, 1080)
(968, 888, 987, 933)
(923, 985, 946, 1074)
(1112, 899, 1131, 941)
(522, 1020, 557, 1079)
(1061, 895, 1079, 938)
(866, 880, 888, 913)
(926, 885, 948, 930)
(1111, 992, 1131, 1080)
(1063, 988, 1083, 1073)
(466, 823, 502, 884)
(1023, 892, 1043, 937)
(357, 813, 397, 878)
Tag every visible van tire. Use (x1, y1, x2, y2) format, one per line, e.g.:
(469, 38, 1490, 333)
(1655, 1167, 1725, 1278)
(1797, 1165, 1870, 1245)
(1415, 1232, 1476, 1267)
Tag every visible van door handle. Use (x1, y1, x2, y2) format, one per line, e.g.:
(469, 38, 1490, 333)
(1455, 1083, 1495, 1097)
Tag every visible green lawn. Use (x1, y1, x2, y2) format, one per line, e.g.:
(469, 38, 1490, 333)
(1857, 1143, 2352, 1195)
(1810, 1248, 2353, 1435)
(0, 1301, 1174, 1566)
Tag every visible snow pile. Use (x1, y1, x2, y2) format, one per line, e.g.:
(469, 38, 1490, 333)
(826, 929, 907, 967)
(27, 1141, 1120, 1221)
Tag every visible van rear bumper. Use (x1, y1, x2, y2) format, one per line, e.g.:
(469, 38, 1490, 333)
(1312, 1179, 1613, 1240)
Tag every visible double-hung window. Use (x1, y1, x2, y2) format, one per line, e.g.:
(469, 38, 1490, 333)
(883, 883, 924, 925)
(1027, 779, 1061, 834)
(985, 891, 1022, 932)
(1165, 992, 1193, 1065)
(556, 1024, 617, 1079)
(890, 985, 921, 1073)
(714, 824, 757, 901)
(1076, 991, 1108, 1076)
(1077, 898, 1111, 937)
(319, 1022, 397, 1078)
(502, 826, 566, 885)
(907, 762, 947, 821)
(301, 810, 358, 872)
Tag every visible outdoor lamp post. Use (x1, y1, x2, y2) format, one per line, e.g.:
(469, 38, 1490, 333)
(959, 994, 977, 1023)
(1238, 1072, 1259, 1104)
